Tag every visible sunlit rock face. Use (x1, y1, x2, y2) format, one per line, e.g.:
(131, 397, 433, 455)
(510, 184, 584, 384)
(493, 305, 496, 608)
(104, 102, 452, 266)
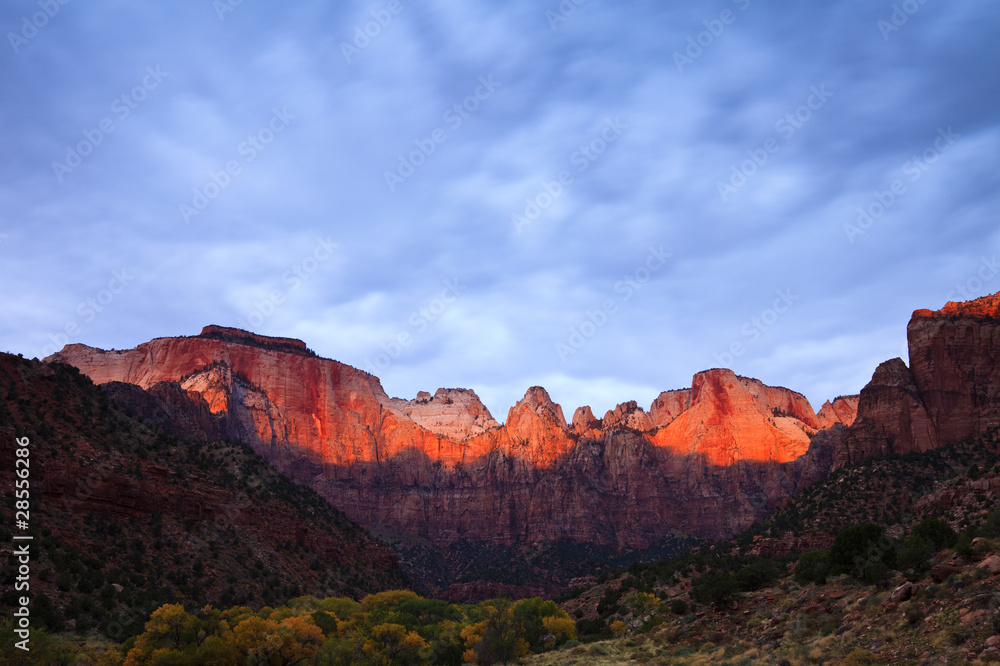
(817, 395, 860, 429)
(908, 293, 1000, 445)
(50, 325, 856, 546)
(837, 292, 1000, 468)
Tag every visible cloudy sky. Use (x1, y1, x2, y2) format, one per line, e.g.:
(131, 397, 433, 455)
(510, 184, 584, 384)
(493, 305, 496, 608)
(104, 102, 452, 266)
(2, 0, 998, 421)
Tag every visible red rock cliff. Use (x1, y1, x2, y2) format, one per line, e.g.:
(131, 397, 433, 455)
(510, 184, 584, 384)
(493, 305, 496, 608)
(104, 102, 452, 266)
(49, 326, 855, 547)
(838, 292, 1000, 467)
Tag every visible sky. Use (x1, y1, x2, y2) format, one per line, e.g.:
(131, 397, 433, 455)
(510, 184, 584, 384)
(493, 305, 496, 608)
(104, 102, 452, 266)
(2, 0, 999, 422)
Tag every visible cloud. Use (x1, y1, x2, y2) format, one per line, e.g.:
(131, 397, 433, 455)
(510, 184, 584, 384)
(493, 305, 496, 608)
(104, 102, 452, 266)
(1, 0, 999, 419)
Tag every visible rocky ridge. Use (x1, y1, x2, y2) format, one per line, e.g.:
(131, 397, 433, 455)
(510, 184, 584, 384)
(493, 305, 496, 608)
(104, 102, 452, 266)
(48, 327, 855, 555)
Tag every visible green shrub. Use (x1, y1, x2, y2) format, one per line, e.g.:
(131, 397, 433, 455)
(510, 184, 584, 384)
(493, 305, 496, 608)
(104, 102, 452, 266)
(911, 517, 957, 550)
(897, 535, 936, 579)
(691, 571, 737, 607)
(955, 530, 974, 559)
(842, 647, 881, 665)
(830, 523, 894, 581)
(795, 550, 832, 585)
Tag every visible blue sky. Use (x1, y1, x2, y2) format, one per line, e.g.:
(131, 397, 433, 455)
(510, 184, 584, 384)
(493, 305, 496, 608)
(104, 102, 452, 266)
(2, 0, 999, 421)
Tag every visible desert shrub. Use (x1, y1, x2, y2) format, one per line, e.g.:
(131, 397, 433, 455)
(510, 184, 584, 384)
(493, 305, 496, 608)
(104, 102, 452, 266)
(897, 535, 936, 579)
(911, 517, 957, 550)
(842, 647, 881, 665)
(944, 625, 971, 645)
(735, 558, 781, 591)
(983, 506, 1000, 538)
(691, 571, 736, 607)
(830, 523, 894, 582)
(955, 530, 974, 559)
(795, 550, 832, 585)
(859, 556, 889, 586)
(575, 617, 606, 637)
(670, 598, 688, 615)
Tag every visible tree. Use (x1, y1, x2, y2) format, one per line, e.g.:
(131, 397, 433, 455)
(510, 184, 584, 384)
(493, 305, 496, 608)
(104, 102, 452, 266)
(359, 590, 421, 613)
(362, 622, 427, 665)
(795, 550, 832, 586)
(624, 593, 658, 629)
(911, 517, 957, 550)
(541, 616, 577, 647)
(230, 616, 279, 663)
(829, 523, 893, 580)
(272, 616, 326, 665)
(124, 604, 197, 665)
(511, 598, 564, 651)
(461, 601, 529, 665)
(691, 571, 737, 607)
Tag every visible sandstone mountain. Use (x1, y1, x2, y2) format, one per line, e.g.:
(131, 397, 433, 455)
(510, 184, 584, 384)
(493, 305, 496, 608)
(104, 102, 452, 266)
(44, 291, 1000, 590)
(48, 326, 853, 557)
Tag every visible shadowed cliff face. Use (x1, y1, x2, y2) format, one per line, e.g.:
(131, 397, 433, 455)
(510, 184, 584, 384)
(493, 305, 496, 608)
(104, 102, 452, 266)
(837, 293, 1000, 468)
(49, 326, 855, 549)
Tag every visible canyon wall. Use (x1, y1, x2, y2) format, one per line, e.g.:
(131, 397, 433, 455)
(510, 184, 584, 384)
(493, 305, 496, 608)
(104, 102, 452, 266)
(49, 326, 856, 548)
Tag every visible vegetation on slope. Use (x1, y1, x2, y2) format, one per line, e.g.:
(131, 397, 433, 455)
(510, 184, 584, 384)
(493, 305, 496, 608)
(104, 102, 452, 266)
(0, 354, 407, 648)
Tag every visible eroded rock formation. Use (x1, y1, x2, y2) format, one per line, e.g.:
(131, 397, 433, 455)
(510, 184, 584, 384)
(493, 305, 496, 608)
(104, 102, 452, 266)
(49, 326, 856, 549)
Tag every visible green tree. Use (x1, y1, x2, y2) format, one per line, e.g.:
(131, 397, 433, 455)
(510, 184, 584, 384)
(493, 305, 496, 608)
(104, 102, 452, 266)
(795, 550, 832, 586)
(461, 600, 528, 666)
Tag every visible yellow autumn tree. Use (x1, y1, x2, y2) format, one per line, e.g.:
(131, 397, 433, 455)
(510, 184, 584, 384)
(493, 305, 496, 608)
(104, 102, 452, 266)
(362, 622, 427, 665)
(123, 604, 197, 666)
(231, 615, 280, 662)
(461, 602, 529, 666)
(270, 615, 326, 665)
(542, 616, 577, 646)
(359, 589, 422, 612)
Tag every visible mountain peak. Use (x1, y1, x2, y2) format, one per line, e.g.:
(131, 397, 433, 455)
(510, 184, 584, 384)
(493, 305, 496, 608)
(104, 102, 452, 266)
(914, 291, 1000, 319)
(197, 325, 314, 355)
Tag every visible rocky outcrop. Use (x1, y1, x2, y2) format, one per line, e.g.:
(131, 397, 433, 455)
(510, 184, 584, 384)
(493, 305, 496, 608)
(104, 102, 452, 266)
(649, 389, 692, 428)
(571, 406, 601, 433)
(48, 326, 854, 550)
(817, 395, 860, 429)
(838, 359, 938, 467)
(649, 369, 820, 466)
(909, 292, 1000, 445)
(837, 292, 1000, 468)
(389, 388, 500, 441)
(602, 401, 653, 432)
